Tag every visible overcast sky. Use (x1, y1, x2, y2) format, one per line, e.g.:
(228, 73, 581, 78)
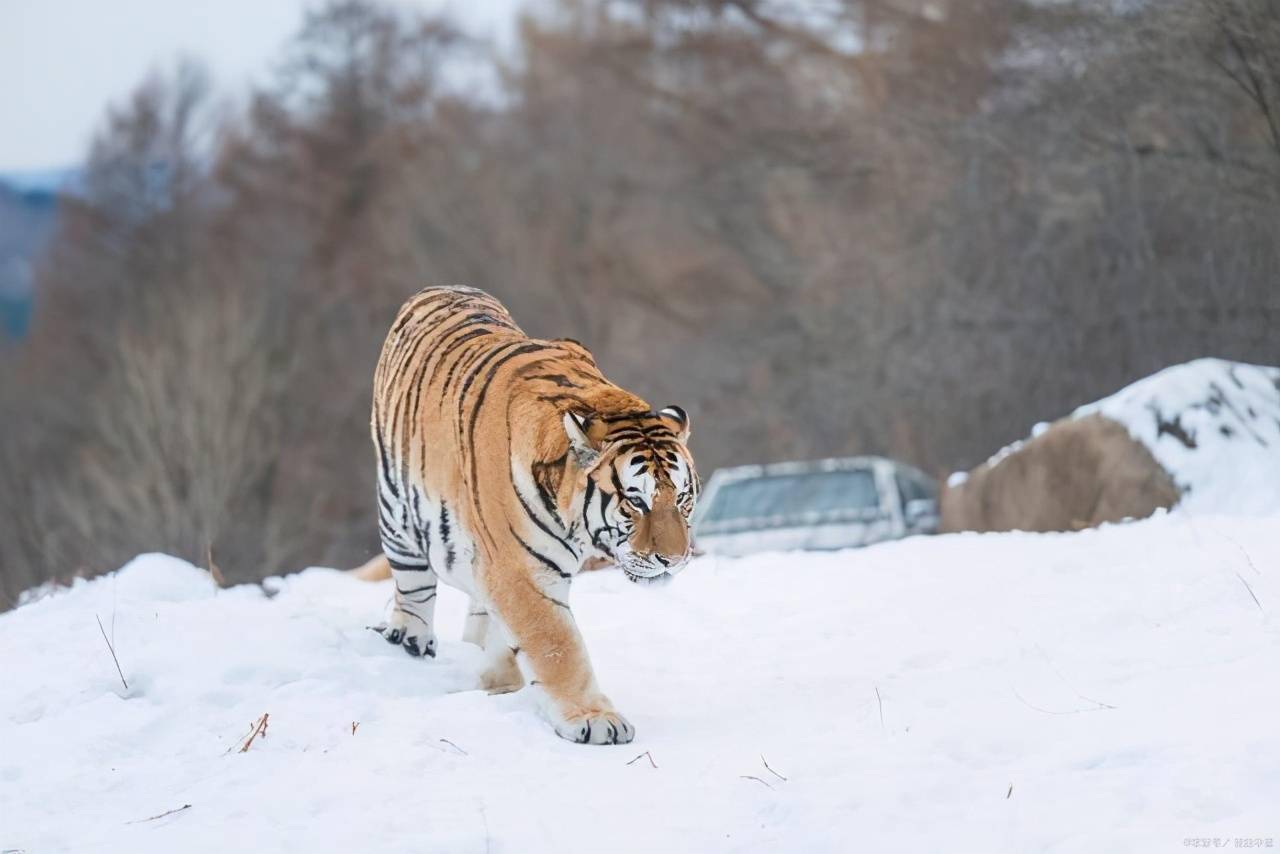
(0, 0, 520, 173)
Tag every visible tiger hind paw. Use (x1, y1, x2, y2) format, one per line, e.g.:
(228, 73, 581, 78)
(369, 620, 437, 658)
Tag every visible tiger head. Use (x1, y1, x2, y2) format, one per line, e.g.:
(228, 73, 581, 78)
(563, 406, 700, 584)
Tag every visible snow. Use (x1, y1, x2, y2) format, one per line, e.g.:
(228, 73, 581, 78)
(4, 512, 1280, 852)
(1074, 358, 1280, 515)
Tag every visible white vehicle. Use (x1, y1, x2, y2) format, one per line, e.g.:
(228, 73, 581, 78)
(692, 456, 939, 557)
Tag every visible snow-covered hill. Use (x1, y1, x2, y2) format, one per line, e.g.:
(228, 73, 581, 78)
(1074, 358, 1280, 514)
(954, 359, 1280, 517)
(4, 512, 1279, 852)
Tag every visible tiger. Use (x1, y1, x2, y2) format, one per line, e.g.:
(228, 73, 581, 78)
(363, 285, 700, 744)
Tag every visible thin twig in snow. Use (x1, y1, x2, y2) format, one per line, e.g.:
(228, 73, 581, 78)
(1006, 784, 1013, 799)
(351, 721, 360, 736)
(1236, 572, 1264, 612)
(1073, 692, 1117, 711)
(95, 614, 128, 691)
(206, 542, 227, 588)
(238, 713, 270, 753)
(761, 755, 787, 782)
(1012, 688, 1113, 716)
(875, 685, 884, 730)
(1206, 521, 1262, 576)
(1027, 640, 1117, 710)
(440, 738, 468, 755)
(225, 722, 254, 755)
(740, 775, 774, 790)
(225, 718, 261, 755)
(626, 751, 658, 768)
(126, 804, 191, 824)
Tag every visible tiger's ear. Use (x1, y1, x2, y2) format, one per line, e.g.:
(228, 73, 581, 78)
(563, 410, 605, 465)
(660, 405, 691, 443)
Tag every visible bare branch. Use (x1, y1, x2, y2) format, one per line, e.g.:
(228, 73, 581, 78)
(627, 750, 659, 768)
(740, 775, 774, 790)
(95, 614, 128, 692)
(126, 804, 192, 824)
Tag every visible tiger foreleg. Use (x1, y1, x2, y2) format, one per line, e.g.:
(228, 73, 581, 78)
(371, 558, 439, 658)
(491, 571, 634, 745)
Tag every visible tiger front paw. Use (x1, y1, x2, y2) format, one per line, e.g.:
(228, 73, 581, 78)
(553, 706, 635, 745)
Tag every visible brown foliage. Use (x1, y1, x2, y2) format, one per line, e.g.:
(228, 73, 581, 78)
(2, 0, 1279, 602)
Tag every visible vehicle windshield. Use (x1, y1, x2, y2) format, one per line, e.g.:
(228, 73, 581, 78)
(701, 468, 881, 526)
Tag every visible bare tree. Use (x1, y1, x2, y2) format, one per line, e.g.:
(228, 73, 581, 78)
(5, 0, 1279, 604)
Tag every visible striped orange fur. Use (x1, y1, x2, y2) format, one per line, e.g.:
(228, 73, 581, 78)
(365, 286, 699, 743)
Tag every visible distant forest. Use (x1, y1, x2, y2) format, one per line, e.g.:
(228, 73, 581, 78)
(2, 0, 1279, 603)
(0, 179, 58, 340)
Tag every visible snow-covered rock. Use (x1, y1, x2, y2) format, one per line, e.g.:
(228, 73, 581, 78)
(960, 358, 1280, 517)
(1074, 358, 1280, 514)
(4, 514, 1280, 852)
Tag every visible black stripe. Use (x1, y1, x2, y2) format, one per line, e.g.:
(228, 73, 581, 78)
(581, 477, 596, 531)
(463, 343, 553, 492)
(374, 425, 398, 500)
(387, 556, 432, 573)
(532, 454, 566, 520)
(519, 575, 570, 610)
(536, 393, 591, 408)
(591, 526, 616, 559)
(377, 484, 395, 517)
(609, 467, 628, 502)
(439, 501, 455, 573)
(455, 340, 530, 431)
(598, 480, 614, 532)
(410, 490, 429, 555)
(426, 327, 492, 390)
(511, 526, 572, 578)
(525, 373, 581, 388)
(396, 322, 435, 380)
(389, 290, 446, 334)
(402, 323, 448, 438)
(422, 309, 501, 381)
(396, 582, 438, 595)
(513, 480, 576, 560)
(394, 364, 417, 482)
(379, 526, 413, 553)
(443, 329, 505, 395)
(600, 410, 655, 422)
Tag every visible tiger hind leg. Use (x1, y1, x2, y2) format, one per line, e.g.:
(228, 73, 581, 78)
(371, 556, 439, 658)
(462, 598, 488, 647)
(477, 611, 525, 695)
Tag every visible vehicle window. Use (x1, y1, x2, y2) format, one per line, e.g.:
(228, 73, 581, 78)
(895, 472, 933, 507)
(702, 469, 880, 525)
(893, 473, 923, 510)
